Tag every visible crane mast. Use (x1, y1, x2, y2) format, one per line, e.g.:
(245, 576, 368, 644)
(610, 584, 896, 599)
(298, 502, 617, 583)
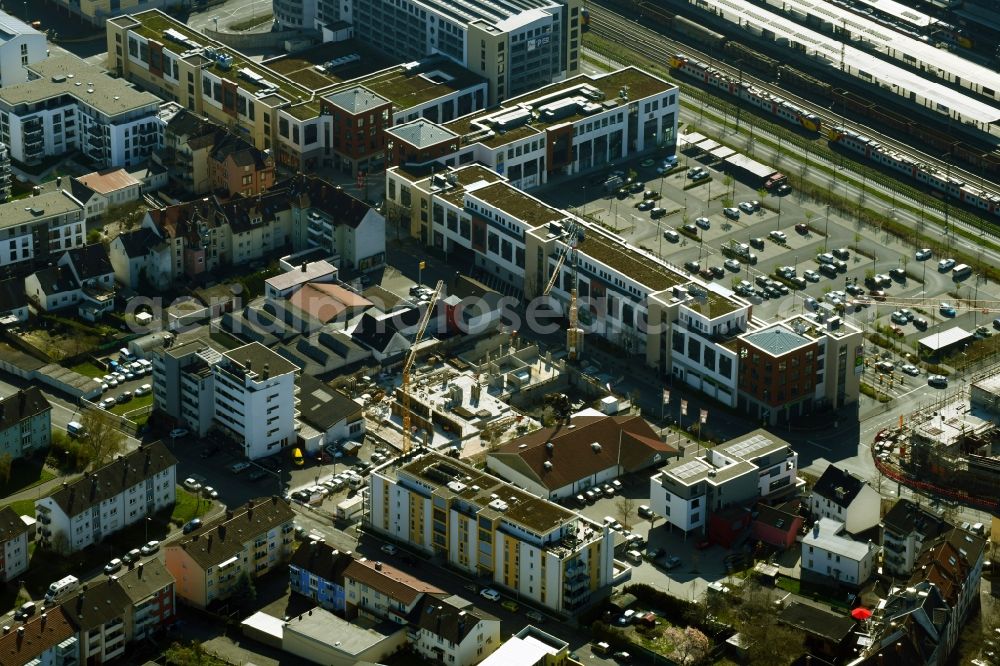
(401, 280, 443, 455)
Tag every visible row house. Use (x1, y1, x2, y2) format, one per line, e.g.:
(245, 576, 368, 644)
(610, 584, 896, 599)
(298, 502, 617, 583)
(107, 11, 487, 173)
(0, 506, 30, 583)
(35, 442, 177, 554)
(0, 386, 51, 464)
(0, 189, 85, 274)
(24, 244, 117, 321)
(368, 452, 615, 614)
(0, 54, 162, 169)
(880, 498, 952, 577)
(0, 607, 78, 666)
(165, 497, 295, 609)
(649, 430, 799, 534)
(70, 169, 143, 220)
(288, 540, 354, 613)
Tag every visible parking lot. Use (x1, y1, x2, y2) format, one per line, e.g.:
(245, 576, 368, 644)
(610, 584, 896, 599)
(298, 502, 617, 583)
(86, 353, 155, 412)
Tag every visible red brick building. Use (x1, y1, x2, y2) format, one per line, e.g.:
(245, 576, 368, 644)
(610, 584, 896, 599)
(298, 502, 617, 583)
(208, 131, 275, 198)
(385, 120, 459, 169)
(321, 86, 393, 177)
(736, 323, 819, 424)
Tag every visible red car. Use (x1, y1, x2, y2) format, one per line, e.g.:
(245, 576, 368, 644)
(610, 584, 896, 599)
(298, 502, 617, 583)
(795, 223, 808, 234)
(870, 289, 886, 301)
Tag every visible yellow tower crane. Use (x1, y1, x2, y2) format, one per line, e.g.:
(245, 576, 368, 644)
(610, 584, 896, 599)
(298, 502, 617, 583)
(541, 222, 583, 361)
(401, 280, 444, 455)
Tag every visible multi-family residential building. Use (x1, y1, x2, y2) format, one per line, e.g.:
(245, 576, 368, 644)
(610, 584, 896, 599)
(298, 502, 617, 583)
(211, 343, 300, 460)
(208, 130, 276, 197)
(0, 386, 51, 463)
(846, 581, 952, 665)
(165, 496, 295, 608)
(287, 174, 386, 272)
(809, 465, 881, 535)
(801, 518, 880, 587)
(70, 169, 143, 220)
(0, 189, 85, 273)
(0, 277, 27, 324)
(368, 452, 615, 613)
(108, 227, 166, 290)
(34, 441, 177, 554)
(107, 12, 487, 172)
(0, 606, 78, 666)
(343, 558, 445, 622)
(349, 0, 581, 104)
(487, 412, 674, 500)
(50, 0, 169, 26)
(736, 314, 863, 424)
(154, 108, 216, 194)
(60, 579, 132, 664)
(649, 430, 798, 533)
(112, 558, 176, 641)
(409, 595, 500, 666)
(0, 505, 30, 582)
(151, 337, 221, 439)
(288, 540, 354, 613)
(914, 528, 986, 627)
(0, 54, 163, 168)
(0, 141, 11, 201)
(0, 12, 47, 87)
(880, 498, 951, 577)
(297, 375, 365, 453)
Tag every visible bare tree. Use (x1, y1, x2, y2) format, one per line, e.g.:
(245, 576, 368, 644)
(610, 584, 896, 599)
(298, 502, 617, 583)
(730, 578, 804, 665)
(79, 409, 125, 467)
(616, 495, 636, 531)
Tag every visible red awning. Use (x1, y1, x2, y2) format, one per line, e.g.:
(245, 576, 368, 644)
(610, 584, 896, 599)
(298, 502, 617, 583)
(851, 607, 872, 621)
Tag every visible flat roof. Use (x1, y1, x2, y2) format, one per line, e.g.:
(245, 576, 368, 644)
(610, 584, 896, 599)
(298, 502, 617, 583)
(724, 153, 776, 179)
(0, 55, 161, 116)
(773, 0, 1000, 94)
(918, 326, 972, 351)
(446, 67, 675, 148)
(468, 181, 565, 228)
(222, 341, 300, 377)
(395, 452, 582, 535)
(265, 260, 337, 292)
(573, 229, 685, 293)
(854, 0, 935, 29)
(0, 190, 82, 229)
(695, 0, 1000, 125)
(284, 607, 399, 654)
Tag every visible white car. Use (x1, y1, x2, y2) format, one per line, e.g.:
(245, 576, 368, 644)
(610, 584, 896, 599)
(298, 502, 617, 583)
(695, 216, 711, 229)
(202, 486, 218, 500)
(135, 384, 152, 397)
(769, 230, 787, 243)
(901, 364, 920, 376)
(722, 207, 740, 220)
(803, 269, 820, 282)
(938, 258, 956, 272)
(183, 477, 202, 492)
(139, 540, 160, 556)
(100, 397, 116, 410)
(480, 588, 501, 601)
(105, 375, 120, 388)
(915, 248, 932, 261)
(738, 201, 756, 214)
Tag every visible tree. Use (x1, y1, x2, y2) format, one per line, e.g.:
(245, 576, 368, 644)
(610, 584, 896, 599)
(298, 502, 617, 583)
(0, 453, 11, 487)
(730, 578, 804, 665)
(616, 495, 636, 531)
(660, 626, 710, 665)
(86, 229, 102, 245)
(230, 571, 257, 608)
(79, 409, 125, 467)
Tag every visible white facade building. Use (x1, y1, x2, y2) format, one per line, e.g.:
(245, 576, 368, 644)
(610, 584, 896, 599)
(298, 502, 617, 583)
(0, 54, 162, 168)
(0, 189, 85, 273)
(801, 518, 880, 587)
(0, 386, 51, 463)
(34, 442, 177, 554)
(211, 343, 300, 460)
(0, 505, 30, 582)
(809, 465, 881, 535)
(0, 11, 47, 87)
(368, 452, 615, 614)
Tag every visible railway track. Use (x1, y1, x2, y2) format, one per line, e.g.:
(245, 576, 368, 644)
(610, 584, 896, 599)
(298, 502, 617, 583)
(587, 4, 1000, 205)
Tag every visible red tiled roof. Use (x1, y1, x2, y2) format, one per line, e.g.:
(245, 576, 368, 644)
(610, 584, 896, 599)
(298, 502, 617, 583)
(489, 414, 675, 491)
(288, 283, 372, 323)
(344, 559, 443, 606)
(0, 607, 75, 666)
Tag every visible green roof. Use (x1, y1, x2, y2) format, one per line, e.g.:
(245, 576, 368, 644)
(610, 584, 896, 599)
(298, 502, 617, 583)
(467, 181, 564, 227)
(574, 232, 685, 293)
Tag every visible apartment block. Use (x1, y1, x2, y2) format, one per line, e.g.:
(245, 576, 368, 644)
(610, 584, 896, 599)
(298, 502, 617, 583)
(208, 130, 276, 197)
(49, 0, 171, 26)
(61, 580, 132, 663)
(0, 189, 85, 273)
(650, 430, 798, 533)
(736, 314, 863, 425)
(350, 0, 581, 103)
(0, 55, 163, 168)
(343, 558, 444, 621)
(152, 338, 221, 438)
(212, 343, 300, 460)
(0, 141, 10, 201)
(0, 386, 51, 463)
(801, 518, 880, 587)
(107, 11, 487, 173)
(0, 505, 30, 583)
(112, 558, 176, 641)
(165, 497, 295, 609)
(0, 11, 47, 87)
(35, 442, 177, 554)
(368, 452, 615, 613)
(880, 499, 951, 577)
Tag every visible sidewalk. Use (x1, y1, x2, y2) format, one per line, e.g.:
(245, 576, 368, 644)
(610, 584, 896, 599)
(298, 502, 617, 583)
(3, 469, 81, 505)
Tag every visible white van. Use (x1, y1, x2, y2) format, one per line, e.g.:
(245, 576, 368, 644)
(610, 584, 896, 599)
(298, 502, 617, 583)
(952, 264, 972, 280)
(66, 421, 86, 438)
(44, 575, 80, 604)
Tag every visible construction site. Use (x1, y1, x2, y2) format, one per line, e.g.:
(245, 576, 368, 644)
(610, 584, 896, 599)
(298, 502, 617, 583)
(873, 363, 1000, 511)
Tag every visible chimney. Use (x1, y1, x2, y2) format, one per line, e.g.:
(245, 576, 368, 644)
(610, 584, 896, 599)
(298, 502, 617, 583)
(301, 262, 307, 272)
(16, 626, 23, 638)
(2, 626, 9, 634)
(40, 613, 46, 628)
(263, 364, 269, 380)
(375, 561, 382, 571)
(138, 563, 144, 577)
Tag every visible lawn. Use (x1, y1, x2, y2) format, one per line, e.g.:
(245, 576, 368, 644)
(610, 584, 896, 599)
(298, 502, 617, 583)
(70, 360, 106, 378)
(775, 575, 801, 595)
(170, 487, 210, 526)
(0, 499, 36, 518)
(0, 458, 55, 497)
(108, 393, 153, 416)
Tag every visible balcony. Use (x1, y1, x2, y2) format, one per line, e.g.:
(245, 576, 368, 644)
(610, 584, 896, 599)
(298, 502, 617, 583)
(563, 573, 589, 593)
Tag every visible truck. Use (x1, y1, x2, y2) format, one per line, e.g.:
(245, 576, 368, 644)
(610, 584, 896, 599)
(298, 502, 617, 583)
(765, 172, 791, 195)
(336, 495, 364, 521)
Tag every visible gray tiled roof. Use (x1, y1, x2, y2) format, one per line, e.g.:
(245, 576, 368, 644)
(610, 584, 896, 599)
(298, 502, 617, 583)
(387, 120, 458, 149)
(323, 86, 390, 114)
(171, 496, 294, 569)
(742, 325, 811, 356)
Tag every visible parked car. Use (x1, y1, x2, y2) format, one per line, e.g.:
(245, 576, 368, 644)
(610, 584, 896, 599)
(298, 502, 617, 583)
(695, 216, 711, 229)
(100, 397, 116, 409)
(122, 549, 141, 565)
(650, 207, 667, 219)
(795, 223, 809, 234)
(724, 258, 742, 272)
(140, 540, 160, 556)
(116, 391, 132, 404)
(480, 588, 501, 601)
(643, 190, 661, 200)
(723, 207, 740, 220)
(182, 518, 202, 534)
(749, 237, 765, 250)
(636, 199, 654, 211)
(103, 559, 122, 575)
(684, 260, 700, 274)
(938, 258, 956, 272)
(738, 201, 755, 214)
(913, 317, 928, 330)
(889, 267, 906, 281)
(169, 428, 189, 439)
(526, 610, 545, 623)
(915, 248, 933, 261)
(663, 229, 680, 243)
(229, 462, 251, 474)
(501, 600, 520, 612)
(803, 269, 820, 282)
(769, 230, 787, 243)
(901, 364, 920, 376)
(13, 601, 36, 621)
(928, 374, 948, 388)
(381, 544, 398, 555)
(939, 302, 957, 317)
(875, 361, 894, 373)
(637, 505, 654, 519)
(183, 477, 202, 492)
(202, 486, 218, 500)
(832, 247, 850, 260)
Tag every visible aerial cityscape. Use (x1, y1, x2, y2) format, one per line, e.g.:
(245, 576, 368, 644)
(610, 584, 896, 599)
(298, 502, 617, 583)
(0, 0, 996, 664)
